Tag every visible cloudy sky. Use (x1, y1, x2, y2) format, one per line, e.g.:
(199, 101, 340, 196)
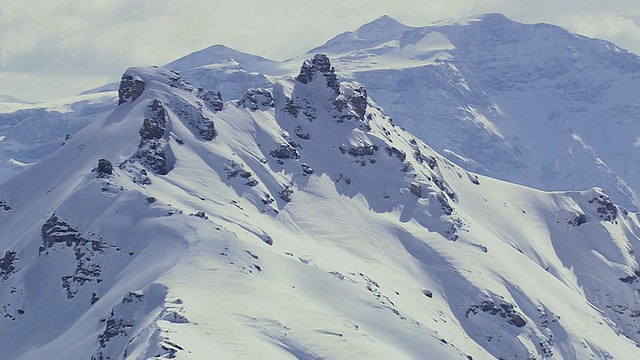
(2, 0, 639, 101)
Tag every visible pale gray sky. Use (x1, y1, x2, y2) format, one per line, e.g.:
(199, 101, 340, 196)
(1, 0, 639, 101)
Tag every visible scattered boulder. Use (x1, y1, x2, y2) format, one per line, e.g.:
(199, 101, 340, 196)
(568, 213, 587, 226)
(270, 144, 300, 160)
(95, 159, 113, 176)
(278, 186, 294, 202)
(0, 200, 11, 212)
(589, 194, 618, 222)
(410, 183, 422, 198)
(301, 163, 313, 174)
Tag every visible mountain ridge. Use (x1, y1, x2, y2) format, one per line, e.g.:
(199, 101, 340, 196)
(1, 50, 640, 359)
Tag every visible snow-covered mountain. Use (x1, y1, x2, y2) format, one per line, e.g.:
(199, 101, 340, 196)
(0, 92, 117, 183)
(6, 13, 638, 212)
(326, 13, 640, 212)
(2, 52, 640, 359)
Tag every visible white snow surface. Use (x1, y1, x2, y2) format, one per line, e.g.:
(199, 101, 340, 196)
(1, 56, 640, 360)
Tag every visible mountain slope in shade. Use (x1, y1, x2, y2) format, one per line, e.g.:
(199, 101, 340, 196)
(1, 55, 640, 359)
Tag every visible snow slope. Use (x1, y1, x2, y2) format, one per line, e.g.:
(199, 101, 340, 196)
(1, 55, 640, 359)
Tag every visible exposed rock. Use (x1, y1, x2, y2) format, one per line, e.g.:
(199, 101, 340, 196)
(168, 98, 217, 141)
(422, 289, 433, 298)
(437, 192, 454, 215)
(568, 213, 587, 226)
(95, 159, 113, 177)
(197, 89, 223, 112)
(0, 201, 10, 212)
(41, 214, 111, 299)
(270, 145, 300, 160)
(466, 299, 527, 328)
(278, 186, 294, 202)
(619, 268, 640, 283)
(333, 84, 368, 121)
(132, 100, 172, 175)
(589, 194, 618, 222)
(117, 74, 145, 105)
(0, 250, 17, 282)
(91, 291, 100, 305)
(410, 183, 422, 197)
(301, 163, 313, 174)
(238, 89, 275, 111)
(296, 54, 340, 94)
(139, 100, 167, 140)
(340, 144, 378, 156)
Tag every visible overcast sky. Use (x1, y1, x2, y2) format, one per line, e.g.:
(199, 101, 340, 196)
(2, 0, 639, 101)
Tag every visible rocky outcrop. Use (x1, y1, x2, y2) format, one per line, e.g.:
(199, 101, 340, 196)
(296, 54, 340, 94)
(0, 201, 10, 212)
(133, 100, 171, 175)
(40, 214, 111, 299)
(197, 89, 223, 112)
(270, 144, 300, 160)
(238, 89, 274, 111)
(117, 74, 145, 105)
(466, 299, 527, 328)
(93, 285, 175, 360)
(0, 251, 17, 282)
(95, 159, 113, 177)
(589, 194, 618, 222)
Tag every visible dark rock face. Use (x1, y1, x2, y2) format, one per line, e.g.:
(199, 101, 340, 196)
(589, 194, 618, 222)
(333, 85, 368, 121)
(197, 89, 224, 112)
(139, 100, 167, 140)
(0, 250, 17, 282)
(238, 89, 275, 111)
(133, 100, 171, 175)
(117, 74, 146, 105)
(0, 201, 10, 212)
(270, 145, 300, 160)
(41, 214, 111, 299)
(199, 90, 223, 111)
(568, 213, 587, 226)
(278, 186, 294, 202)
(466, 300, 527, 328)
(296, 54, 340, 94)
(96, 159, 113, 176)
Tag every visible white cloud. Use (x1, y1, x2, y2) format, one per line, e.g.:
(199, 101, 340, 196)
(0, 0, 639, 100)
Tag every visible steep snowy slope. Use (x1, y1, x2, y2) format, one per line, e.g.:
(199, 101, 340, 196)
(1, 55, 640, 359)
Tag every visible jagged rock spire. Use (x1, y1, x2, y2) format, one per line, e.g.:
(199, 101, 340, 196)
(295, 54, 340, 94)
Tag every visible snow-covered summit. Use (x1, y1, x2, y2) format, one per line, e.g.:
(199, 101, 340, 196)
(2, 54, 640, 359)
(309, 15, 416, 55)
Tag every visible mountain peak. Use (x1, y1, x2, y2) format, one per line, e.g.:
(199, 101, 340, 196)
(164, 44, 276, 72)
(355, 15, 410, 37)
(308, 15, 414, 54)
